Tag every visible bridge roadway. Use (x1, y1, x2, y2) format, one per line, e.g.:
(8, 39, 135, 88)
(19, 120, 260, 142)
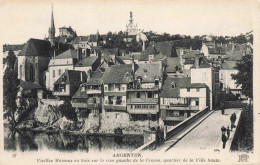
(156, 108, 242, 152)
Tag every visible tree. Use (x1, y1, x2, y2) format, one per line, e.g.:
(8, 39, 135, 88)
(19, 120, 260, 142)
(231, 54, 253, 99)
(57, 98, 77, 121)
(3, 67, 19, 127)
(6, 49, 17, 70)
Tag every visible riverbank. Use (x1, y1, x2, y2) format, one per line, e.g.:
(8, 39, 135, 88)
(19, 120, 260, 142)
(15, 125, 144, 137)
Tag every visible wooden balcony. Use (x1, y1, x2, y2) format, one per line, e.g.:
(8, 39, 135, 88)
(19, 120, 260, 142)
(86, 89, 102, 94)
(53, 91, 70, 96)
(127, 98, 158, 103)
(127, 109, 159, 114)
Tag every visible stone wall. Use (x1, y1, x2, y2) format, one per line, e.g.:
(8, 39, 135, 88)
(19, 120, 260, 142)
(34, 99, 64, 124)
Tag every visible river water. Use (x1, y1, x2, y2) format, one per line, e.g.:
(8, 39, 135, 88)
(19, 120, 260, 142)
(4, 125, 144, 152)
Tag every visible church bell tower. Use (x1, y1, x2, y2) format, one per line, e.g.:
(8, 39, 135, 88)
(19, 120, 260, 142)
(49, 4, 55, 47)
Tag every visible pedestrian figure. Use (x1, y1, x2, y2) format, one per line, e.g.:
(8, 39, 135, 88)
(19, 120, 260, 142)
(226, 126, 232, 139)
(222, 133, 227, 149)
(233, 113, 237, 123)
(221, 107, 225, 115)
(221, 126, 226, 133)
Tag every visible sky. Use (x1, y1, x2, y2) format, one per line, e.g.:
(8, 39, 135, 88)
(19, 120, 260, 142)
(0, 0, 256, 44)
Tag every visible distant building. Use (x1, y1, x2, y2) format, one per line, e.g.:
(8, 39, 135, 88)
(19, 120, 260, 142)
(3, 44, 24, 58)
(59, 26, 77, 37)
(126, 12, 140, 36)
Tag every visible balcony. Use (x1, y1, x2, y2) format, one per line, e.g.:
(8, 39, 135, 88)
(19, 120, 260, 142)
(127, 86, 159, 91)
(164, 116, 187, 121)
(127, 109, 159, 114)
(127, 98, 158, 103)
(71, 102, 101, 109)
(160, 105, 200, 111)
(86, 89, 102, 94)
(104, 105, 126, 111)
(53, 91, 69, 96)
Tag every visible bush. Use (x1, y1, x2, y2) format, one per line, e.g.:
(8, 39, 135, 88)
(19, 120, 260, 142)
(57, 98, 77, 122)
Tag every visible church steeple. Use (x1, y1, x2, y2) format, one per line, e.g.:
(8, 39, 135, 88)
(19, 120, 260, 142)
(49, 4, 55, 47)
(129, 11, 133, 23)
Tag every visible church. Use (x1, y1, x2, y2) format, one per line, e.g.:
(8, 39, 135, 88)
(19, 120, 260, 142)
(126, 12, 140, 36)
(17, 6, 69, 98)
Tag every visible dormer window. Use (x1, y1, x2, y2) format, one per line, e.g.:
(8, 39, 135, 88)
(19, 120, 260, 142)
(171, 82, 176, 89)
(61, 76, 67, 82)
(81, 85, 86, 91)
(149, 55, 154, 61)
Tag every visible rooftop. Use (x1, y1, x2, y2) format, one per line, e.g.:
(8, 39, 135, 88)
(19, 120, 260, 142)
(102, 64, 133, 84)
(54, 70, 87, 85)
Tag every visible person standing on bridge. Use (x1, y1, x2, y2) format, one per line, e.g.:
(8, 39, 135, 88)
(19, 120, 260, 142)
(226, 126, 232, 139)
(221, 126, 226, 133)
(222, 133, 227, 149)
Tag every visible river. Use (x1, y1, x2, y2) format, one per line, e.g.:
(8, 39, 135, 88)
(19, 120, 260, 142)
(4, 125, 144, 152)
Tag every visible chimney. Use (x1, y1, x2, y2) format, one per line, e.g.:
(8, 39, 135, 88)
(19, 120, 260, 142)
(131, 58, 135, 73)
(77, 48, 82, 60)
(194, 54, 200, 69)
(80, 71, 83, 82)
(142, 40, 146, 51)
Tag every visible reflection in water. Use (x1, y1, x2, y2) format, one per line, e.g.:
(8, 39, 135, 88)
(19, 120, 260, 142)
(4, 126, 143, 152)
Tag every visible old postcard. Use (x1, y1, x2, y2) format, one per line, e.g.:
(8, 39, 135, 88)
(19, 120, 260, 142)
(0, 0, 259, 164)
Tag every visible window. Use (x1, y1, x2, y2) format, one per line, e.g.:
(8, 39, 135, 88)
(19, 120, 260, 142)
(105, 86, 108, 91)
(19, 65, 22, 78)
(30, 65, 34, 81)
(148, 92, 153, 98)
(59, 69, 62, 75)
(137, 92, 140, 98)
(53, 70, 55, 78)
(122, 87, 125, 91)
(196, 88, 200, 92)
(187, 88, 190, 92)
(196, 101, 199, 106)
(155, 80, 159, 86)
(149, 55, 154, 61)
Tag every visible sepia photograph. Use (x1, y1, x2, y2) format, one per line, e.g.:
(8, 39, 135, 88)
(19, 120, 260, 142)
(0, 0, 259, 164)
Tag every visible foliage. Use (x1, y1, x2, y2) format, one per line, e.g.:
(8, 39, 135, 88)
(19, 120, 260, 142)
(231, 54, 253, 99)
(6, 49, 17, 70)
(57, 98, 77, 121)
(3, 67, 19, 127)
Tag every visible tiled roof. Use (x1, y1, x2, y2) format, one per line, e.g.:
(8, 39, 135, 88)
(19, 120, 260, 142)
(183, 58, 194, 65)
(53, 49, 78, 59)
(3, 44, 25, 52)
(19, 80, 42, 90)
(72, 85, 88, 99)
(135, 62, 163, 83)
(18, 38, 52, 57)
(160, 77, 207, 98)
(220, 61, 237, 70)
(71, 36, 89, 44)
(75, 56, 98, 67)
(102, 64, 133, 84)
(54, 70, 87, 85)
(174, 39, 202, 50)
(226, 51, 246, 61)
(140, 41, 176, 61)
(86, 78, 103, 85)
(165, 57, 183, 73)
(160, 77, 190, 98)
(90, 69, 104, 78)
(191, 56, 212, 68)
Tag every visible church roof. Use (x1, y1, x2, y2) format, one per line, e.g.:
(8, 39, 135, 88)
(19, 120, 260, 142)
(18, 38, 52, 57)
